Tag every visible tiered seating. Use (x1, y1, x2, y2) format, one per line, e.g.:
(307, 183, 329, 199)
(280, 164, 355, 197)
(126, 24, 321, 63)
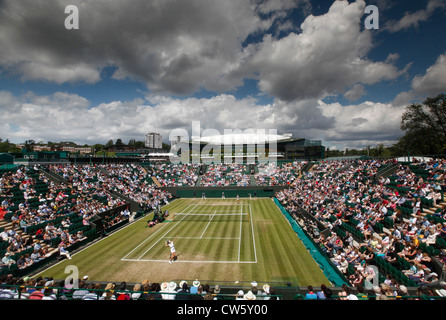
(275, 158, 446, 288)
(255, 162, 302, 186)
(200, 163, 250, 186)
(149, 163, 199, 187)
(97, 163, 173, 209)
(0, 165, 131, 276)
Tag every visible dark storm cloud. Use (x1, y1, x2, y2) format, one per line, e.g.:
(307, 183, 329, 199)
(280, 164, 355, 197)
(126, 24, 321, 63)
(0, 0, 266, 92)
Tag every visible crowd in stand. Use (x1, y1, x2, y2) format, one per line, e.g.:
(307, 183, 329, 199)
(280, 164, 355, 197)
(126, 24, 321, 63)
(2, 158, 446, 300)
(96, 164, 172, 210)
(1, 272, 444, 300)
(50, 163, 172, 211)
(276, 158, 446, 291)
(255, 162, 303, 186)
(200, 163, 251, 186)
(150, 163, 199, 187)
(0, 274, 285, 300)
(0, 164, 146, 274)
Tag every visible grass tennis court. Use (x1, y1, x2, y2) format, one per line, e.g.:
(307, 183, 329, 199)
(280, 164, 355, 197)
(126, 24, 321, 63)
(123, 202, 256, 263)
(36, 198, 329, 287)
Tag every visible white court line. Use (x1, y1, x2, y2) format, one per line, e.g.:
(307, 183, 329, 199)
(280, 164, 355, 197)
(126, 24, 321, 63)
(175, 211, 248, 215)
(249, 202, 257, 263)
(122, 202, 257, 264)
(196, 203, 241, 206)
(238, 204, 242, 262)
(121, 259, 257, 263)
(163, 237, 240, 240)
(121, 221, 169, 260)
(136, 204, 199, 260)
(121, 203, 197, 261)
(200, 211, 215, 238)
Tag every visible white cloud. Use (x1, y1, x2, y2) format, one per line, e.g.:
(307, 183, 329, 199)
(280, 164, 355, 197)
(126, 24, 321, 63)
(411, 53, 446, 95)
(19, 62, 101, 84)
(255, 0, 310, 14)
(241, 0, 403, 101)
(384, 0, 446, 33)
(344, 84, 366, 101)
(0, 91, 277, 144)
(393, 52, 446, 106)
(319, 100, 405, 149)
(0, 90, 405, 151)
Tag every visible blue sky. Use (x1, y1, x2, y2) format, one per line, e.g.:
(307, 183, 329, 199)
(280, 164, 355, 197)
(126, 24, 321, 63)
(0, 0, 445, 150)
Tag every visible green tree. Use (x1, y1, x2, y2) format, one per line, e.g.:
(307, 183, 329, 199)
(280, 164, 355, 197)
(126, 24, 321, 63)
(24, 140, 35, 151)
(398, 93, 446, 155)
(0, 140, 20, 153)
(162, 142, 171, 150)
(325, 148, 343, 158)
(93, 143, 105, 151)
(134, 141, 145, 148)
(105, 139, 114, 147)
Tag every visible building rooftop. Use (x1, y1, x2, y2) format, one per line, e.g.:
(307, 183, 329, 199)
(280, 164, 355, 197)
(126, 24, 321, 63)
(191, 133, 295, 145)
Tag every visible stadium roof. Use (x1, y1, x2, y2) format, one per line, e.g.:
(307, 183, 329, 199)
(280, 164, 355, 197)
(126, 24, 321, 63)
(191, 133, 294, 145)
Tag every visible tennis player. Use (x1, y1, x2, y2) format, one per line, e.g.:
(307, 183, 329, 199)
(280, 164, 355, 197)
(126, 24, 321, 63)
(165, 239, 176, 264)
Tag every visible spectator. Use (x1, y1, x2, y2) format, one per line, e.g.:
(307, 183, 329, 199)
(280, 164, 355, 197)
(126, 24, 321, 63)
(435, 281, 446, 298)
(235, 290, 245, 300)
(72, 280, 89, 300)
(131, 283, 142, 300)
(190, 279, 200, 294)
(262, 284, 271, 299)
(101, 283, 116, 300)
(164, 282, 177, 300)
(82, 283, 101, 300)
(212, 284, 222, 300)
(324, 288, 335, 300)
(244, 290, 256, 300)
(355, 284, 368, 300)
(58, 243, 72, 260)
(176, 281, 191, 300)
(14, 284, 30, 300)
(116, 281, 130, 300)
(345, 287, 359, 300)
(246, 281, 261, 299)
(305, 285, 317, 300)
(41, 285, 57, 300)
(316, 284, 327, 299)
(373, 286, 388, 300)
(148, 283, 162, 300)
(2, 253, 16, 267)
(191, 285, 204, 300)
(268, 287, 280, 300)
(338, 284, 349, 300)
